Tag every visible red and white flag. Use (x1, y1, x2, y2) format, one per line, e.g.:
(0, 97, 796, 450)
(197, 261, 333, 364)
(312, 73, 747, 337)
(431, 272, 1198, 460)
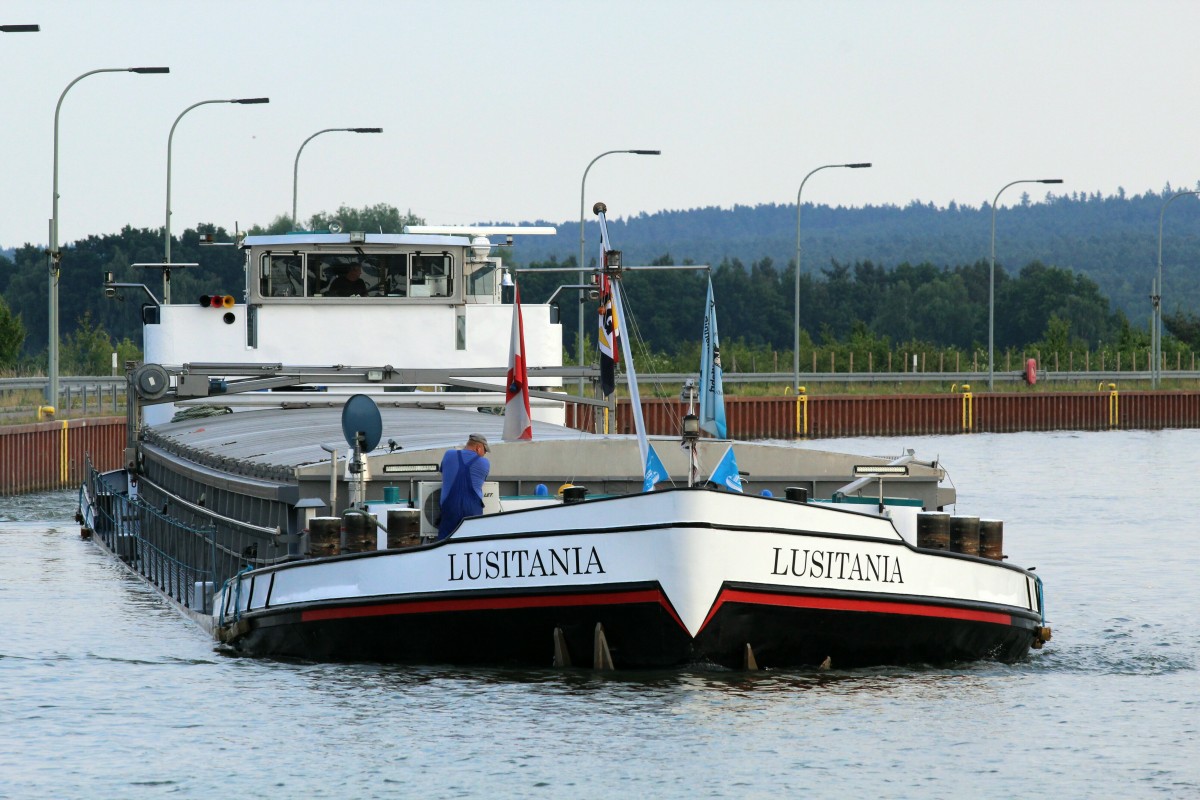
(502, 284, 533, 441)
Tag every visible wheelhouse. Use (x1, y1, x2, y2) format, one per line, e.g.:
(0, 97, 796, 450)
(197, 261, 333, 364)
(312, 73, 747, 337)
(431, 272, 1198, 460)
(246, 233, 504, 304)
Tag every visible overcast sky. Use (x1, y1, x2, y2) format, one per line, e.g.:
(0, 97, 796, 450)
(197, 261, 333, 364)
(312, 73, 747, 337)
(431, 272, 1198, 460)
(2, 0, 1198, 249)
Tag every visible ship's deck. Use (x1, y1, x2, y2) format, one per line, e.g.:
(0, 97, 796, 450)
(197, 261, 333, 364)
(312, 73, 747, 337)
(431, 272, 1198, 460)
(142, 402, 953, 509)
(148, 403, 587, 470)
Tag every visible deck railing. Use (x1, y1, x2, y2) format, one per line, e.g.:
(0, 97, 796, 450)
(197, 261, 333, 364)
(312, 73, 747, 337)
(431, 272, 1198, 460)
(83, 461, 294, 615)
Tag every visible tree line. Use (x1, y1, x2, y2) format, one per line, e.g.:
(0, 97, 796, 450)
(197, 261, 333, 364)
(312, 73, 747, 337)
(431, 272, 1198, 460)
(514, 252, 1193, 377)
(3, 199, 1199, 375)
(509, 185, 1200, 324)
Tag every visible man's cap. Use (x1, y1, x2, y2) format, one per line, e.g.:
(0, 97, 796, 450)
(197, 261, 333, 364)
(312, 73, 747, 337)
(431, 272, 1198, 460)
(468, 433, 490, 453)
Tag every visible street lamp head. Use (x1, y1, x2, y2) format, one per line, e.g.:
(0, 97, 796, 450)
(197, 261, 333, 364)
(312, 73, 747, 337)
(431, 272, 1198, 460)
(129, 66, 170, 74)
(233, 97, 270, 104)
(1, 24, 40, 32)
(1039, 178, 1064, 184)
(629, 149, 661, 155)
(846, 162, 872, 168)
(350, 127, 383, 133)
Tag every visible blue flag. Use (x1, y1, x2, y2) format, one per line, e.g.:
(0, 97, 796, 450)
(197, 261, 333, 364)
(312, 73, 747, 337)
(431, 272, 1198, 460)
(643, 444, 669, 492)
(707, 445, 743, 493)
(699, 277, 727, 438)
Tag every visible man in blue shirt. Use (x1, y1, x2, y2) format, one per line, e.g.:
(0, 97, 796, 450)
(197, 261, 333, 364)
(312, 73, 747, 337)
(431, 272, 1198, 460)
(437, 433, 490, 539)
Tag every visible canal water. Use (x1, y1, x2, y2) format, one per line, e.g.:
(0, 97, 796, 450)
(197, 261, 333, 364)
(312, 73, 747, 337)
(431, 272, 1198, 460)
(1, 430, 1197, 798)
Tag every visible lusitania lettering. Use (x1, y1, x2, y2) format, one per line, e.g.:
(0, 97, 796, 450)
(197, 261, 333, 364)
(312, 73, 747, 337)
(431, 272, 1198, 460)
(449, 546, 605, 582)
(771, 547, 903, 584)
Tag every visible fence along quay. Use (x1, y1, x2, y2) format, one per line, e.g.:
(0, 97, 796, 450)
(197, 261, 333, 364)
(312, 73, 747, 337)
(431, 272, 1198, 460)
(4, 377, 1200, 496)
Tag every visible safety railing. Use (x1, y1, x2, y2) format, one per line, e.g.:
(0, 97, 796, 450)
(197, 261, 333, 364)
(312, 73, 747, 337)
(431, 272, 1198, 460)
(82, 459, 293, 615)
(0, 376, 126, 420)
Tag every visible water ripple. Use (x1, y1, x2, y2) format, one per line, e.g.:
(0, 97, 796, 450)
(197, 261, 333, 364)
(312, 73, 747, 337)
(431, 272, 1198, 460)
(2, 434, 1200, 797)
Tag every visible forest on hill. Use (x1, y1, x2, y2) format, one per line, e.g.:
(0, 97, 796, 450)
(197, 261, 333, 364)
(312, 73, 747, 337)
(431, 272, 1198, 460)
(3, 190, 1200, 374)
(504, 185, 1200, 323)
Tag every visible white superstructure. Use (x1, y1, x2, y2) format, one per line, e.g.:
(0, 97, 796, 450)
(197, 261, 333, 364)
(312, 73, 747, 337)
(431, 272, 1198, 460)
(141, 229, 562, 424)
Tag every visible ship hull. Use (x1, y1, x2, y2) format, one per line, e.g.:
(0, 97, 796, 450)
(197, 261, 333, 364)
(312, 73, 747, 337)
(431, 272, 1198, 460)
(211, 490, 1043, 669)
(226, 583, 1037, 669)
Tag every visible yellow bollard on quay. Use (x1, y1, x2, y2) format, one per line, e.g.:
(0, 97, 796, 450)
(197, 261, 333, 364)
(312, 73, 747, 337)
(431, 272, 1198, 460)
(794, 387, 808, 437)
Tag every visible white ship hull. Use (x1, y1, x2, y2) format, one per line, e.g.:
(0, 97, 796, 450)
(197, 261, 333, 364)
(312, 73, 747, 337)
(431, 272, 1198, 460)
(211, 490, 1042, 668)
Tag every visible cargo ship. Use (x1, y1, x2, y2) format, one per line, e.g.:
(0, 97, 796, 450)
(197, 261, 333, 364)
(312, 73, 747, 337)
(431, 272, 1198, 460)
(79, 216, 1050, 669)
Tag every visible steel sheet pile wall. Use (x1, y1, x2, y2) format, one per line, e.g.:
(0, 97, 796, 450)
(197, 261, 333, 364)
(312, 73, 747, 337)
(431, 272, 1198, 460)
(1117, 392, 1200, 429)
(726, 397, 797, 438)
(807, 395, 961, 437)
(607, 395, 965, 438)
(570, 391, 1200, 439)
(976, 393, 1107, 432)
(0, 418, 125, 495)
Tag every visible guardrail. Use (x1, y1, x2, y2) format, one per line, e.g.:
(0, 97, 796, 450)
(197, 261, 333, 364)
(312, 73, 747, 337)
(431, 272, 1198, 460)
(620, 370, 1200, 385)
(0, 376, 125, 391)
(0, 376, 126, 419)
(4, 369, 1198, 403)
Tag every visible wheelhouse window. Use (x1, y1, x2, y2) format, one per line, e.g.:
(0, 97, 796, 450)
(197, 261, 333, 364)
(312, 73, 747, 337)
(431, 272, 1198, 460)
(310, 254, 370, 297)
(307, 253, 420, 297)
(255, 250, 453, 299)
(410, 253, 452, 298)
(465, 256, 501, 302)
(261, 254, 303, 297)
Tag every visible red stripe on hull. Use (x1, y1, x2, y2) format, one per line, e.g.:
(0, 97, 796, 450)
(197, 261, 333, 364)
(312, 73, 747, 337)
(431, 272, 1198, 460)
(300, 588, 687, 630)
(700, 588, 1015, 631)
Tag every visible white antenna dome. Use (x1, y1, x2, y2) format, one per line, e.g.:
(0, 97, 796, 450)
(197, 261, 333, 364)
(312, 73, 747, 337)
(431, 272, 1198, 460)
(470, 235, 491, 261)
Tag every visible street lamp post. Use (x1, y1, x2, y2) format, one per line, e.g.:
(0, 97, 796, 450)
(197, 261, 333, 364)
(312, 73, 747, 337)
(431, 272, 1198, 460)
(793, 162, 871, 392)
(292, 127, 382, 228)
(577, 149, 660, 394)
(1154, 190, 1200, 388)
(988, 178, 1062, 390)
(48, 66, 169, 408)
(166, 97, 269, 273)
(1, 24, 40, 32)
(988, 181, 1065, 393)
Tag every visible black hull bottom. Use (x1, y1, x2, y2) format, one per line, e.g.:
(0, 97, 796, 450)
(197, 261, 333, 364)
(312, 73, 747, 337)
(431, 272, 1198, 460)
(225, 588, 1037, 669)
